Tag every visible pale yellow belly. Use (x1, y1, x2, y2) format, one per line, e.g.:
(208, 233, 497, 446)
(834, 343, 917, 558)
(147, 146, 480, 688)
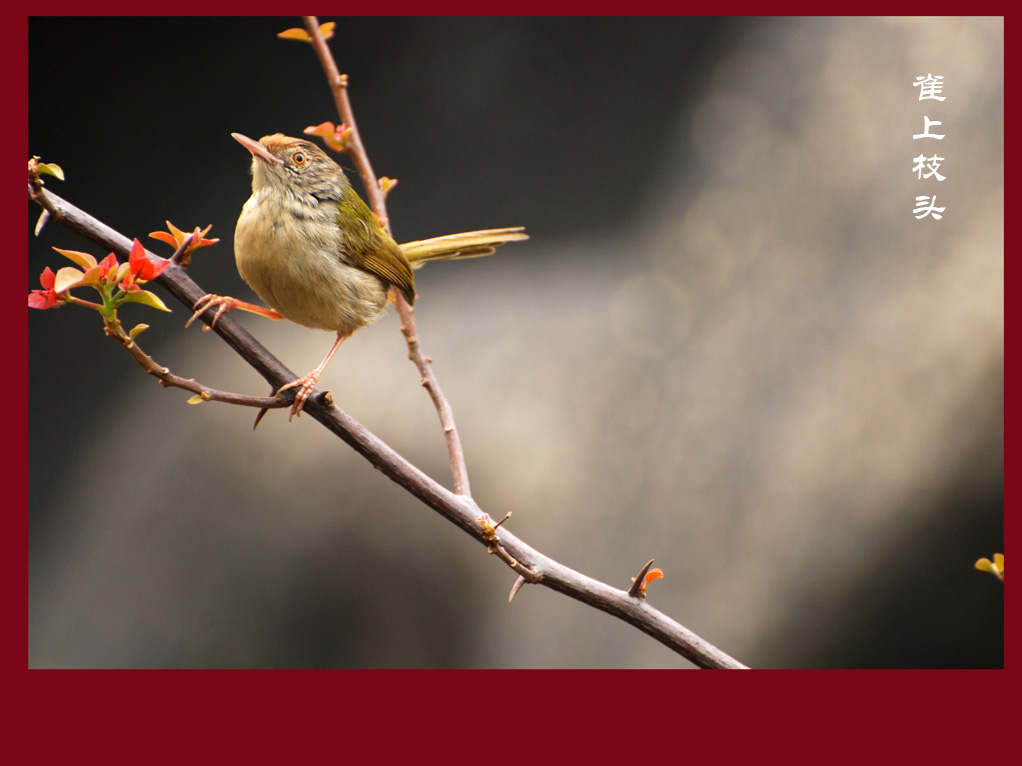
(234, 197, 389, 334)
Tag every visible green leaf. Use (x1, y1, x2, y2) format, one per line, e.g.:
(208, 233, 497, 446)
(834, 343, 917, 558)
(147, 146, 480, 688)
(186, 394, 205, 405)
(122, 290, 171, 312)
(37, 162, 65, 181)
(129, 323, 150, 340)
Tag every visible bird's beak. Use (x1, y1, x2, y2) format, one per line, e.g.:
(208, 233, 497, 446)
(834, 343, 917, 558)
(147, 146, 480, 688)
(232, 133, 285, 166)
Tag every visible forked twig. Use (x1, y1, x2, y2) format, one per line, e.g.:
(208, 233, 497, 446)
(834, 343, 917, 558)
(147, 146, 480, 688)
(302, 15, 472, 497)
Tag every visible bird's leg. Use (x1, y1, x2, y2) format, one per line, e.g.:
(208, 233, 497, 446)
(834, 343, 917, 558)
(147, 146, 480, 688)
(274, 331, 350, 422)
(186, 294, 283, 331)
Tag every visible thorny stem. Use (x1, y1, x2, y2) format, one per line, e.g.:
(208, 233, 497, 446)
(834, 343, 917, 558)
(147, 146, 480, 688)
(302, 15, 472, 498)
(29, 183, 747, 669)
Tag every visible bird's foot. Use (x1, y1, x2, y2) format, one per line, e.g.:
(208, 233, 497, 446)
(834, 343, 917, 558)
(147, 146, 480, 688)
(187, 294, 237, 331)
(275, 371, 324, 422)
(187, 295, 282, 330)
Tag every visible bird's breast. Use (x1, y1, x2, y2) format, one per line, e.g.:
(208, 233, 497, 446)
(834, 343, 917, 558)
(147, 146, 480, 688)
(234, 191, 389, 334)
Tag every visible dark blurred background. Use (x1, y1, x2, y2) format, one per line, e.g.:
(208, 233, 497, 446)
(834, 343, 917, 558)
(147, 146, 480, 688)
(29, 17, 1003, 668)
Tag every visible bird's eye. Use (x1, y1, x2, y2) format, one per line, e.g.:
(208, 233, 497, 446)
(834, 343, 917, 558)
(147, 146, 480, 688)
(292, 151, 306, 166)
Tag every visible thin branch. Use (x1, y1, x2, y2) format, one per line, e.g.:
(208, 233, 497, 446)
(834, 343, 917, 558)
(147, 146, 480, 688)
(103, 316, 287, 411)
(303, 15, 472, 497)
(28, 185, 747, 669)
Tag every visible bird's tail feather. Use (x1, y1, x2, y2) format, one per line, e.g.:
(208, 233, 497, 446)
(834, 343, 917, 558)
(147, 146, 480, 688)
(399, 227, 528, 266)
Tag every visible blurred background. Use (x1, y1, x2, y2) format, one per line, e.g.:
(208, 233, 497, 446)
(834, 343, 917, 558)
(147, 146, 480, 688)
(29, 17, 1003, 668)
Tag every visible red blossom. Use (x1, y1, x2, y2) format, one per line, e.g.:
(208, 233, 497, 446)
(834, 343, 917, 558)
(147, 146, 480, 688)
(97, 253, 118, 280)
(28, 267, 63, 309)
(149, 222, 218, 264)
(120, 239, 170, 292)
(29, 240, 171, 315)
(129, 239, 169, 280)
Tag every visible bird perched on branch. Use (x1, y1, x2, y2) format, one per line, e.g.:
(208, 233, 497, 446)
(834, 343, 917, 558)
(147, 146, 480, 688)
(190, 132, 528, 422)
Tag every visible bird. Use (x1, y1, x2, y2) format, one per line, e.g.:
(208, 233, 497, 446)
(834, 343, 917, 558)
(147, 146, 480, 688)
(189, 132, 527, 423)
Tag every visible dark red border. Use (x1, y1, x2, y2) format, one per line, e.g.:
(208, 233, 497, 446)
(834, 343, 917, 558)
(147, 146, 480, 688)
(17, 8, 1011, 759)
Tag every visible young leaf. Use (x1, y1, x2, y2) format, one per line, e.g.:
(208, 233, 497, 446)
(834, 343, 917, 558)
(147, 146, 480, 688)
(53, 247, 99, 271)
(129, 323, 150, 340)
(122, 290, 171, 312)
(37, 162, 65, 181)
(278, 21, 334, 41)
(53, 266, 86, 294)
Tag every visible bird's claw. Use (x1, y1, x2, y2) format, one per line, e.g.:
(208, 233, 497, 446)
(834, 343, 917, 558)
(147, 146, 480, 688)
(275, 373, 323, 422)
(186, 294, 235, 330)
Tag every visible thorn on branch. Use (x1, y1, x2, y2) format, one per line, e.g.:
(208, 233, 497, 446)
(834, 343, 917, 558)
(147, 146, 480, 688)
(170, 233, 197, 268)
(628, 559, 664, 600)
(509, 575, 527, 603)
(151, 222, 219, 269)
(477, 513, 542, 589)
(253, 408, 270, 430)
(35, 209, 51, 236)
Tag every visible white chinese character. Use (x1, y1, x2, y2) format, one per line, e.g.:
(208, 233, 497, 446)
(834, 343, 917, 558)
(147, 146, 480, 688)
(913, 74, 946, 101)
(914, 195, 945, 220)
(912, 154, 946, 181)
(913, 116, 945, 140)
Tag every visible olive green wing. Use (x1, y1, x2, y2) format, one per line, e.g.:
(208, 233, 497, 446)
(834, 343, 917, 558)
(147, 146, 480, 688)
(337, 189, 416, 305)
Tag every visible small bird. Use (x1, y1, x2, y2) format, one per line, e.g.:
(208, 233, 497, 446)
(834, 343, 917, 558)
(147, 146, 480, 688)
(190, 132, 527, 422)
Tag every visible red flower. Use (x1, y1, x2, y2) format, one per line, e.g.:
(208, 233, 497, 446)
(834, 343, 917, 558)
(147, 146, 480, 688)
(120, 239, 170, 292)
(28, 267, 63, 309)
(149, 221, 218, 266)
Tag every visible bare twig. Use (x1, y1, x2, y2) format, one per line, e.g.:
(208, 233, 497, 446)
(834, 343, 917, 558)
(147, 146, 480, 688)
(302, 15, 472, 497)
(28, 185, 747, 669)
(103, 315, 287, 412)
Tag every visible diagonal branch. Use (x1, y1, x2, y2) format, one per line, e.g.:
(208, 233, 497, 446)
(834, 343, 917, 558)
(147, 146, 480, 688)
(28, 184, 747, 669)
(302, 15, 472, 497)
